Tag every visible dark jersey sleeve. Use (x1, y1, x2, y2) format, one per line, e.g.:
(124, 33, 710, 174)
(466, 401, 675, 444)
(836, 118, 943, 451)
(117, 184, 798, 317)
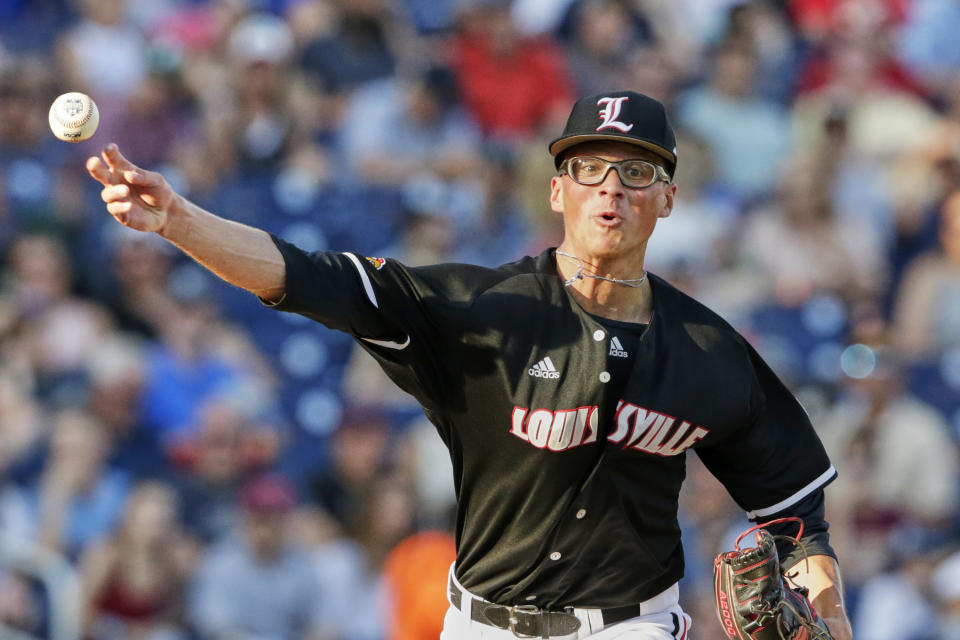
(695, 340, 836, 519)
(260, 236, 497, 411)
(758, 489, 836, 569)
(263, 236, 411, 342)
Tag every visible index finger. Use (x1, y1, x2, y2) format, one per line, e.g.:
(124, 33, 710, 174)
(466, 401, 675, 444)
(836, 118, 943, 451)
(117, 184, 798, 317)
(86, 155, 114, 187)
(101, 143, 137, 174)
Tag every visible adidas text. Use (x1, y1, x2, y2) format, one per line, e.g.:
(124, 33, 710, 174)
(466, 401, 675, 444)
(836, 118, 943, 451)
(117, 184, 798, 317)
(609, 336, 628, 358)
(528, 356, 561, 379)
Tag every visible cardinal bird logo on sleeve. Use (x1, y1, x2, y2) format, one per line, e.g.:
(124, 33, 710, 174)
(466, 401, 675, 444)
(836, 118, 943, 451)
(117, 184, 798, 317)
(365, 257, 386, 270)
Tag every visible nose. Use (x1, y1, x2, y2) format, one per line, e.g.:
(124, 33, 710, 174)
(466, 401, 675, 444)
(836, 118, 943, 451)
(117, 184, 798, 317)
(597, 166, 626, 197)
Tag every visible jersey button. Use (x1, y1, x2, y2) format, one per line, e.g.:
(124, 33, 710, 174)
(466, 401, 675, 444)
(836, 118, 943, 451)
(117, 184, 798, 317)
(549, 552, 562, 561)
(599, 371, 611, 383)
(576, 509, 587, 519)
(593, 329, 605, 341)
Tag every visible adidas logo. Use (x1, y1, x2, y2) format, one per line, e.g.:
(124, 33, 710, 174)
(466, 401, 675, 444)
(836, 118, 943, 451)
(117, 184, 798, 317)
(609, 336, 628, 358)
(528, 356, 560, 379)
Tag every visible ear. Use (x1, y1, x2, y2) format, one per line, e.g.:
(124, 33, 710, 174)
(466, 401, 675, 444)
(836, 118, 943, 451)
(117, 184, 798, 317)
(549, 175, 564, 214)
(658, 183, 677, 219)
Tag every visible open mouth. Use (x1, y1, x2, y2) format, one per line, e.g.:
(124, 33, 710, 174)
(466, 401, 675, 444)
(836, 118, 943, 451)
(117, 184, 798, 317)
(595, 212, 621, 226)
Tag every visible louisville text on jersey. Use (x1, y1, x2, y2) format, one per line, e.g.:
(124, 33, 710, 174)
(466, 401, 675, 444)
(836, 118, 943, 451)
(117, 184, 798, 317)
(510, 406, 599, 451)
(608, 401, 709, 456)
(510, 402, 709, 455)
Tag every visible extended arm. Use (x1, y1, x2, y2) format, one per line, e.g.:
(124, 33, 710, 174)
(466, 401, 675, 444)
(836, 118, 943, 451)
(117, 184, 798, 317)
(87, 144, 286, 301)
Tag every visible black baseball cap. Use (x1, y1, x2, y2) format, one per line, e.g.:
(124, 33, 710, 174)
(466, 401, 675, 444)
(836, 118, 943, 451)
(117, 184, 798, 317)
(549, 90, 677, 175)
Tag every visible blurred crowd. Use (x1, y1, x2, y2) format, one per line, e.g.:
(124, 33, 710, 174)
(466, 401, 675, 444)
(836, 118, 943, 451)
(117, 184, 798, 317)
(0, 0, 959, 638)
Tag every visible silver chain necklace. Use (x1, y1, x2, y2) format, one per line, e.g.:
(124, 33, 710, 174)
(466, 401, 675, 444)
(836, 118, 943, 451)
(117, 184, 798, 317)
(555, 249, 647, 288)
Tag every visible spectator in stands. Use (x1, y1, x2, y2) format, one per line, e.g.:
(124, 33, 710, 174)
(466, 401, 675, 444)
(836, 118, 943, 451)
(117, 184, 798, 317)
(462, 145, 535, 267)
(851, 530, 947, 640)
(893, 189, 960, 361)
(109, 46, 199, 171)
(623, 44, 681, 108)
(309, 405, 391, 533)
(0, 57, 81, 249)
(716, 1, 798, 104)
(32, 408, 131, 560)
(80, 481, 194, 640)
(138, 294, 275, 443)
(675, 39, 791, 203)
(816, 332, 958, 582)
(0, 369, 46, 527)
(55, 0, 148, 117)
(207, 12, 298, 175)
(789, 0, 907, 48)
(0, 0, 75, 56)
(189, 473, 331, 640)
(561, 0, 649, 96)
(85, 333, 167, 481)
(94, 227, 176, 339)
(175, 397, 278, 545)
(352, 472, 418, 570)
(793, 0, 918, 98)
(299, 0, 399, 92)
(310, 472, 417, 640)
(791, 7, 938, 164)
(451, 0, 573, 141)
(297, 508, 382, 640)
(739, 155, 885, 306)
(5, 234, 112, 405)
(800, 89, 899, 257)
(340, 64, 482, 187)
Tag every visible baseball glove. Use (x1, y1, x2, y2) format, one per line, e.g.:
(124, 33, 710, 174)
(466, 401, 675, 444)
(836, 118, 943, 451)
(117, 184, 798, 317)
(713, 517, 834, 640)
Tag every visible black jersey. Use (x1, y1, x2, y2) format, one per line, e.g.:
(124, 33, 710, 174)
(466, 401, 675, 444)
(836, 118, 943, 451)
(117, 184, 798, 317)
(266, 239, 836, 609)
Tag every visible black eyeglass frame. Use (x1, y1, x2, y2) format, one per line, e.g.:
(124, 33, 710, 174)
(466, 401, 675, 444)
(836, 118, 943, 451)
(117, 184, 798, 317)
(558, 156, 672, 189)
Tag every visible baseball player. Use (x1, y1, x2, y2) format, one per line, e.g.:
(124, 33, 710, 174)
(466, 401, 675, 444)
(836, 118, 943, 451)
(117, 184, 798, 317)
(87, 90, 853, 639)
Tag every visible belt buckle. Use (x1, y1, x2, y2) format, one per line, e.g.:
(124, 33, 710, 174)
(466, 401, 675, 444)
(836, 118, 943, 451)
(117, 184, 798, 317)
(508, 604, 542, 638)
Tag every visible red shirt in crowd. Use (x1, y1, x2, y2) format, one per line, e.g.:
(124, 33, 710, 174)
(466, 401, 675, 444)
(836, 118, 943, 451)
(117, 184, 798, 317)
(452, 33, 573, 140)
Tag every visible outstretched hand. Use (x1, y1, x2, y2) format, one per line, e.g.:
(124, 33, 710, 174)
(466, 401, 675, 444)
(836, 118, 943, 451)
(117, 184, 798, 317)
(86, 143, 174, 233)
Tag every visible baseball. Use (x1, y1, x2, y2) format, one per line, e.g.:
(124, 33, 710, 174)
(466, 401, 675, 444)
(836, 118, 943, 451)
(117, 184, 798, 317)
(48, 92, 99, 143)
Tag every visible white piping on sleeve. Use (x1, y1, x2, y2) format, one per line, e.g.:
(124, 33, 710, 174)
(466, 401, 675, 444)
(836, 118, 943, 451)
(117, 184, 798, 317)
(746, 465, 837, 520)
(258, 293, 287, 307)
(361, 336, 411, 350)
(343, 252, 379, 308)
(342, 252, 411, 351)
